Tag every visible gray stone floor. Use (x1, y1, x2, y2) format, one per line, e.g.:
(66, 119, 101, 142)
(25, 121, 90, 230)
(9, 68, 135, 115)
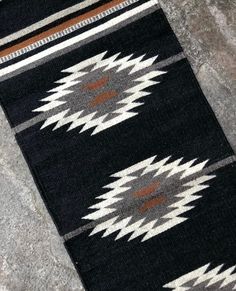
(0, 1, 235, 290)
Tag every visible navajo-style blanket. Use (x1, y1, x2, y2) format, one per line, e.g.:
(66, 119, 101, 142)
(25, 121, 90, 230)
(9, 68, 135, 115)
(1, 1, 236, 290)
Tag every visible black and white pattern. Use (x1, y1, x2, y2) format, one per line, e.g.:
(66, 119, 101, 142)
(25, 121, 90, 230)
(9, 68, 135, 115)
(164, 263, 236, 290)
(0, 1, 236, 290)
(83, 156, 215, 242)
(33, 52, 166, 135)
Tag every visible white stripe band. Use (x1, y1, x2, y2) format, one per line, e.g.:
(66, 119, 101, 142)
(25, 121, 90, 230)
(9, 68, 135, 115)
(0, 0, 100, 46)
(0, 0, 158, 79)
(0, 0, 139, 65)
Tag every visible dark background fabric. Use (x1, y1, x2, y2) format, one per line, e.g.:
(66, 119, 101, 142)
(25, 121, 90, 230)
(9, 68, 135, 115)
(0, 0, 85, 38)
(0, 5, 235, 291)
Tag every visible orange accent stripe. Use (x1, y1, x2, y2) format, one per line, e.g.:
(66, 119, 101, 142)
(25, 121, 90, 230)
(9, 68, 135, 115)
(133, 181, 160, 197)
(90, 90, 118, 107)
(0, 0, 126, 58)
(139, 195, 166, 213)
(83, 76, 109, 91)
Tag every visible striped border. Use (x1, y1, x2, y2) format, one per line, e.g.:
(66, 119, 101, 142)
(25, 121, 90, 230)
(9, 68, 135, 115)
(0, 0, 160, 82)
(0, 0, 101, 46)
(0, 0, 140, 65)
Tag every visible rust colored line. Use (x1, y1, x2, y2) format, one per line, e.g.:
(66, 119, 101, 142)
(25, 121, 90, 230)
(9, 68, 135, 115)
(133, 181, 160, 198)
(139, 195, 166, 213)
(90, 90, 118, 107)
(0, 0, 126, 58)
(83, 76, 109, 91)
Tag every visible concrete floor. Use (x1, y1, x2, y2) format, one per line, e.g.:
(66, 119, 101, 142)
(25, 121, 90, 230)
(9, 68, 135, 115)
(0, 1, 235, 290)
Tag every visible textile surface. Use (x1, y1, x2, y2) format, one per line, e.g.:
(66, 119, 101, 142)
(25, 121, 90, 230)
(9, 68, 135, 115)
(0, 0, 236, 290)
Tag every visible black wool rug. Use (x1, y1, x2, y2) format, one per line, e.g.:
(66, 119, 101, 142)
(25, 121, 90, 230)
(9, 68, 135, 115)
(0, 0, 236, 290)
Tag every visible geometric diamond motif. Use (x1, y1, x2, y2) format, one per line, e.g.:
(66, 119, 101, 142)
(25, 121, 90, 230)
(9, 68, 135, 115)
(83, 156, 216, 242)
(33, 52, 166, 135)
(164, 263, 236, 290)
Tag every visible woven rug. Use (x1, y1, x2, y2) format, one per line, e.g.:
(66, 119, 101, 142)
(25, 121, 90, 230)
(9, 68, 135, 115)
(1, 0, 236, 290)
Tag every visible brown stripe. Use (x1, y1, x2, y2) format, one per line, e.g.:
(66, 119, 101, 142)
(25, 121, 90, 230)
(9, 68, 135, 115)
(139, 195, 166, 213)
(83, 76, 109, 91)
(133, 181, 160, 197)
(0, 0, 126, 58)
(90, 90, 118, 107)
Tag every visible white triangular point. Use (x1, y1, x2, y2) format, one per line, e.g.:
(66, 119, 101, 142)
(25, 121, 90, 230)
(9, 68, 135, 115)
(164, 263, 236, 290)
(33, 51, 166, 135)
(83, 156, 216, 242)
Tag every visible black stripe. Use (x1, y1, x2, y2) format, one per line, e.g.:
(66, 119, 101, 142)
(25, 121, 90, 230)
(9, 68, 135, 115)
(0, 0, 150, 69)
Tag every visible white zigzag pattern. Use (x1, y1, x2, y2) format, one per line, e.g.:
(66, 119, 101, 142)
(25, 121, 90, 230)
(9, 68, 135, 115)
(83, 156, 215, 242)
(33, 52, 166, 135)
(164, 263, 236, 290)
